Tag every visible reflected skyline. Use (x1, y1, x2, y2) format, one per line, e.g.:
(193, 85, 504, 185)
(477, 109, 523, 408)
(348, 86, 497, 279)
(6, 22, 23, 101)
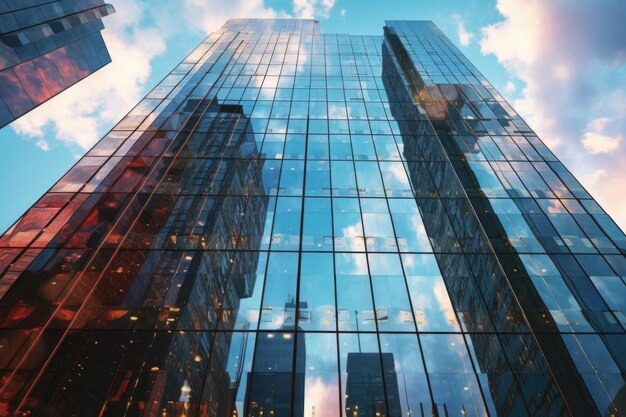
(0, 18, 625, 417)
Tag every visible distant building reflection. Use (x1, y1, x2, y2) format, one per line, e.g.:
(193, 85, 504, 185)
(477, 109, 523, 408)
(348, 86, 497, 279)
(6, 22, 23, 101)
(243, 300, 305, 417)
(346, 352, 401, 417)
(0, 97, 269, 416)
(130, 99, 269, 416)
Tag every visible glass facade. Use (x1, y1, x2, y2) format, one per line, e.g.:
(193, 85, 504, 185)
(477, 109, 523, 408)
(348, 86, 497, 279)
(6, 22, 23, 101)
(0, 18, 625, 417)
(0, 0, 115, 128)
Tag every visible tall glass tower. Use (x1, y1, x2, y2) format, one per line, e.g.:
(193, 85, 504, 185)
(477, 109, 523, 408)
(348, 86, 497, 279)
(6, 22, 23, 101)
(0, 18, 625, 417)
(0, 0, 116, 128)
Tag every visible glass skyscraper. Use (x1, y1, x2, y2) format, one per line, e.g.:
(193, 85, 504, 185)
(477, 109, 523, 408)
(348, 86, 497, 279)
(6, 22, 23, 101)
(0, 18, 625, 417)
(0, 0, 115, 128)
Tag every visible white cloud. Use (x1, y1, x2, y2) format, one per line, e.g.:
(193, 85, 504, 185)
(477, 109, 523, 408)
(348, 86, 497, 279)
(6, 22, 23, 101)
(35, 139, 49, 151)
(452, 13, 474, 47)
(321, 0, 337, 17)
(293, 0, 336, 19)
(581, 118, 622, 154)
(504, 80, 516, 93)
(581, 132, 621, 154)
(293, 0, 315, 18)
(479, 0, 626, 230)
(340, 8, 346, 17)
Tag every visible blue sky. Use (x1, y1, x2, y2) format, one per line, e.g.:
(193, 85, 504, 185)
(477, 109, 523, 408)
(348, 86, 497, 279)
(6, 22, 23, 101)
(1, 0, 625, 233)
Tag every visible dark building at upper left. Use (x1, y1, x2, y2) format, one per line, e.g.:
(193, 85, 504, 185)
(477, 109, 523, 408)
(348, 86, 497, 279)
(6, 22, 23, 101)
(0, 0, 115, 128)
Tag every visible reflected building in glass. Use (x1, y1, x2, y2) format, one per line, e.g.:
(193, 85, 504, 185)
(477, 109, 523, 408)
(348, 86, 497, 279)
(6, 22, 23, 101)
(1, 18, 625, 417)
(345, 351, 401, 417)
(0, 0, 115, 128)
(244, 307, 306, 417)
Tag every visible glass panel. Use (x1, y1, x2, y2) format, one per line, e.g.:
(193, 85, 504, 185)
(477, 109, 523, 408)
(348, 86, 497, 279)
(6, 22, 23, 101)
(297, 333, 340, 417)
(369, 253, 415, 331)
(305, 161, 331, 196)
(299, 253, 336, 330)
(389, 199, 431, 252)
(336, 253, 374, 331)
(421, 334, 488, 417)
(302, 198, 332, 252)
(361, 198, 397, 252)
(271, 197, 302, 251)
(260, 252, 298, 330)
(331, 161, 357, 197)
(355, 162, 384, 196)
(333, 198, 364, 252)
(379, 333, 432, 417)
(402, 254, 461, 332)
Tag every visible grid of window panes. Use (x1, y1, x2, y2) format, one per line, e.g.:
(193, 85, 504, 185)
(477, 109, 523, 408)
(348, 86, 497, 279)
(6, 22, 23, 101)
(0, 18, 625, 417)
(384, 20, 626, 417)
